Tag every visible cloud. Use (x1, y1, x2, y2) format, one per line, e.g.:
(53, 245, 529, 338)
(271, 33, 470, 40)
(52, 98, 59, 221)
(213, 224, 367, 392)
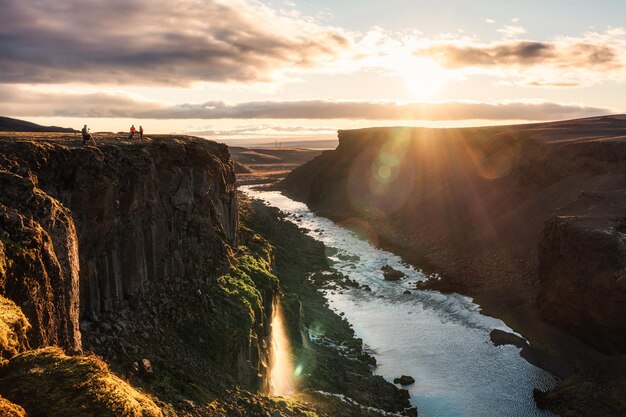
(186, 125, 336, 136)
(0, 86, 163, 117)
(497, 25, 527, 39)
(415, 29, 626, 86)
(0, 87, 612, 122)
(141, 100, 611, 121)
(0, 0, 351, 85)
(2, 0, 625, 90)
(421, 40, 617, 69)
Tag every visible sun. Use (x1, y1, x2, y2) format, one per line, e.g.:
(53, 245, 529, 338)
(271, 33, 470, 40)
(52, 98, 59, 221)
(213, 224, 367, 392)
(399, 57, 448, 100)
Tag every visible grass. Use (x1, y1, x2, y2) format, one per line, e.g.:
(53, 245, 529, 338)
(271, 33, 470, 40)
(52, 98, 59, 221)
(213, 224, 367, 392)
(0, 347, 164, 417)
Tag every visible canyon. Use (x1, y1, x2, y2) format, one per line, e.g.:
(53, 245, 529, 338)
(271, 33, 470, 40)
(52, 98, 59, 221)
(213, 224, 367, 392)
(280, 115, 626, 416)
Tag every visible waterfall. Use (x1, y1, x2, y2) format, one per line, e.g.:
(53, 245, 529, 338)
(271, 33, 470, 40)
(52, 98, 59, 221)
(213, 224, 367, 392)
(268, 302, 296, 396)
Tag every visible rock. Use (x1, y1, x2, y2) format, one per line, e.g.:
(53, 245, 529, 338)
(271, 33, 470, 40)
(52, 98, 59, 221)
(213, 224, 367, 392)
(382, 265, 405, 281)
(532, 388, 549, 409)
(403, 290, 412, 295)
(406, 406, 418, 417)
(394, 375, 415, 385)
(538, 190, 626, 353)
(178, 399, 196, 410)
(140, 358, 153, 374)
(489, 329, 528, 349)
(337, 253, 360, 262)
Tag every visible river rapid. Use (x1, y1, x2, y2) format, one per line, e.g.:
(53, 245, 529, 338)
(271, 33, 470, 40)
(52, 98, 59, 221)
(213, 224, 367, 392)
(243, 186, 557, 417)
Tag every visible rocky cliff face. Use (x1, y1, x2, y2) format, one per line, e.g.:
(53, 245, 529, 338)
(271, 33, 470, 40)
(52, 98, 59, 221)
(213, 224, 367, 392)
(0, 134, 274, 386)
(0, 166, 81, 353)
(538, 190, 626, 353)
(281, 117, 626, 354)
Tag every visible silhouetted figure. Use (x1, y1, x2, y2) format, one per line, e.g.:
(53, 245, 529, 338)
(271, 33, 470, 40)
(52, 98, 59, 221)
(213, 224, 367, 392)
(139, 125, 144, 140)
(128, 124, 136, 140)
(81, 124, 95, 145)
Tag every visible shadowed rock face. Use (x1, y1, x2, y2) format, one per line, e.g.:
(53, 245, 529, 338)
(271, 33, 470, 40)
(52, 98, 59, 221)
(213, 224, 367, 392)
(0, 136, 238, 321)
(0, 170, 81, 353)
(0, 135, 239, 356)
(539, 191, 626, 353)
(281, 116, 626, 353)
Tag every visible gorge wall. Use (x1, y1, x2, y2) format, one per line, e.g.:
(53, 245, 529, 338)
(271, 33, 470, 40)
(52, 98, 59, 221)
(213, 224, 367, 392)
(280, 116, 626, 355)
(0, 134, 271, 390)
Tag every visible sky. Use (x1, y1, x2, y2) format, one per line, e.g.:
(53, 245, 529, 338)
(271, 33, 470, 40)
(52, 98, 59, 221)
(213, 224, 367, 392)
(1, 0, 625, 143)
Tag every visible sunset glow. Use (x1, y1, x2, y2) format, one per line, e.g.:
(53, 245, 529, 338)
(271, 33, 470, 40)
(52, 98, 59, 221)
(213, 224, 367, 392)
(1, 0, 625, 142)
(401, 58, 448, 100)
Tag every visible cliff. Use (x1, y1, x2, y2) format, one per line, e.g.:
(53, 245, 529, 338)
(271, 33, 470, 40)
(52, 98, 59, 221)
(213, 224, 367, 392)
(0, 133, 270, 414)
(539, 190, 626, 353)
(281, 116, 626, 414)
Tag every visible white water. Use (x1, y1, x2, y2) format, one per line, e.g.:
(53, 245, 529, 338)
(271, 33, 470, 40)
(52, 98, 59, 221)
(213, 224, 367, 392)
(243, 186, 557, 417)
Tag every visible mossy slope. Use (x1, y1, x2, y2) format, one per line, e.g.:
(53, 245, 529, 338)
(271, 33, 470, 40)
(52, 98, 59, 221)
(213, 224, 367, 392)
(0, 347, 163, 417)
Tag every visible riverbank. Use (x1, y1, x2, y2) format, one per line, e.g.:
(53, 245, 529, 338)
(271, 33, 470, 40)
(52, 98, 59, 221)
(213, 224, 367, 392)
(240, 193, 413, 417)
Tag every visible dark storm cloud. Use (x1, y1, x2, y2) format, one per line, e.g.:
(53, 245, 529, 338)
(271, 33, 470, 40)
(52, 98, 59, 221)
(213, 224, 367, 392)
(0, 0, 351, 85)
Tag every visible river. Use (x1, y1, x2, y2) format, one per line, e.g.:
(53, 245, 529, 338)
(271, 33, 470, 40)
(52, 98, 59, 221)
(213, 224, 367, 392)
(242, 186, 557, 417)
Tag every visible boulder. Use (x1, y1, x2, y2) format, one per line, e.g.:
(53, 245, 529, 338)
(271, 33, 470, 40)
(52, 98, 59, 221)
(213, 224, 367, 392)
(140, 358, 153, 374)
(382, 265, 405, 281)
(489, 329, 528, 349)
(394, 375, 415, 385)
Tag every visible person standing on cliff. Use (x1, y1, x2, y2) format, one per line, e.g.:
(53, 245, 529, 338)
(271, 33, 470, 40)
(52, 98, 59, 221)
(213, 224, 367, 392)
(139, 125, 144, 140)
(128, 124, 136, 140)
(81, 124, 95, 145)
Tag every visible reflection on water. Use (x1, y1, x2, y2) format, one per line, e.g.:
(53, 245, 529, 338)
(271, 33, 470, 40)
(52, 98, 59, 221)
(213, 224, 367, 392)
(244, 186, 557, 417)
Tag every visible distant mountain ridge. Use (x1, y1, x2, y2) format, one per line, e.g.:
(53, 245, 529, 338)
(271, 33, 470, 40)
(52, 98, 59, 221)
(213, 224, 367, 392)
(0, 116, 77, 132)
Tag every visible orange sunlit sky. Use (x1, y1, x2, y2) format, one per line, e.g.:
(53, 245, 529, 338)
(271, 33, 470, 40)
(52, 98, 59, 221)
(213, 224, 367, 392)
(2, 0, 625, 144)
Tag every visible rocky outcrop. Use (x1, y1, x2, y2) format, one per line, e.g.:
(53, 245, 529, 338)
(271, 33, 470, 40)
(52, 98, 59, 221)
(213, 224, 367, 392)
(0, 170, 81, 353)
(538, 190, 626, 353)
(0, 136, 238, 319)
(0, 134, 269, 375)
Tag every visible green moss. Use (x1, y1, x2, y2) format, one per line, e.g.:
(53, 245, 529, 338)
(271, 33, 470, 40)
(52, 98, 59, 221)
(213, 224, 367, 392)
(0, 347, 164, 417)
(203, 240, 278, 373)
